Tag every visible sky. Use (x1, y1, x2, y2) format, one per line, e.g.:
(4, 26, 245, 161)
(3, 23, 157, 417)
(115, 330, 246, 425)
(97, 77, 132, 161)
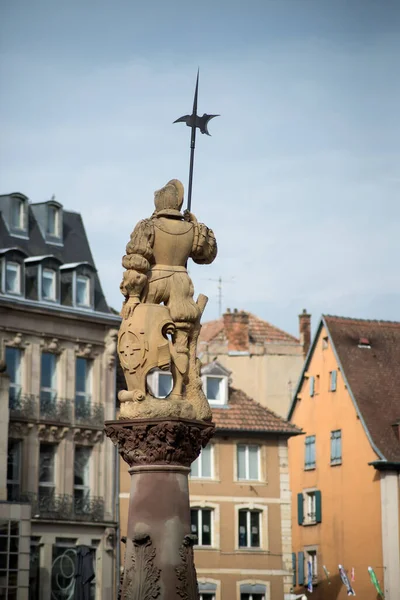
(1, 0, 399, 336)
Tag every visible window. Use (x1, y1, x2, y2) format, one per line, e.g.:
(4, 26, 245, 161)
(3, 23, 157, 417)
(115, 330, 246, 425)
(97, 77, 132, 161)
(7, 441, 21, 501)
(40, 352, 57, 413)
(237, 445, 260, 480)
(205, 376, 223, 402)
(198, 582, 217, 600)
(11, 197, 24, 229)
(322, 336, 329, 350)
(240, 584, 266, 600)
(191, 508, 213, 546)
(75, 357, 92, 418)
(5, 347, 22, 405)
(76, 275, 90, 307)
(309, 376, 314, 397)
(238, 509, 261, 548)
(298, 490, 322, 525)
(0, 520, 20, 596)
(5, 262, 21, 295)
(191, 444, 213, 479)
(74, 447, 91, 512)
(42, 268, 56, 301)
(329, 370, 337, 391)
(47, 205, 59, 236)
(304, 435, 316, 470)
(39, 444, 56, 500)
(330, 430, 342, 465)
(306, 549, 318, 582)
(158, 373, 173, 398)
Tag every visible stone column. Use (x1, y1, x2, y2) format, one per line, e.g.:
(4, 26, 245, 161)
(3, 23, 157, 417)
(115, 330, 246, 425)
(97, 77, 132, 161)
(105, 417, 214, 600)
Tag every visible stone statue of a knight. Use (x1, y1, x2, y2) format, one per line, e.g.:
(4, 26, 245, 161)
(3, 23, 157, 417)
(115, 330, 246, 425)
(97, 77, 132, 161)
(118, 179, 217, 421)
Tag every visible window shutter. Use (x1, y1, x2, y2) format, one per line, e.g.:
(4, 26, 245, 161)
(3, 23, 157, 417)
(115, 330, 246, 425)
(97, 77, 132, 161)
(292, 552, 297, 586)
(331, 370, 337, 391)
(298, 551, 305, 585)
(315, 490, 322, 523)
(297, 493, 304, 525)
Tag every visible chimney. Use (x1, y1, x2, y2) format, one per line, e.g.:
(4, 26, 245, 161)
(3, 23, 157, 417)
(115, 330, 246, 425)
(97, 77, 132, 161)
(223, 308, 249, 352)
(299, 309, 311, 358)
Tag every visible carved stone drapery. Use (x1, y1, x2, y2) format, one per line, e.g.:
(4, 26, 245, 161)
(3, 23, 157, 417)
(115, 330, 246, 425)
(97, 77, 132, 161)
(120, 533, 161, 600)
(176, 535, 199, 600)
(105, 418, 215, 468)
(73, 428, 103, 445)
(8, 421, 34, 439)
(38, 424, 69, 443)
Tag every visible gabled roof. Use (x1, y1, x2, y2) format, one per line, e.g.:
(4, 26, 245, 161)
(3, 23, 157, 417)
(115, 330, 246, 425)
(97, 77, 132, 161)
(288, 315, 400, 463)
(213, 386, 302, 435)
(199, 313, 299, 345)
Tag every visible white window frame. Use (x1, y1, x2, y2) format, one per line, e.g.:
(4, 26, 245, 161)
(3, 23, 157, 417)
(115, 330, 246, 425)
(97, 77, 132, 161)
(5, 346, 22, 402)
(74, 446, 92, 506)
(238, 509, 262, 549)
(42, 268, 57, 301)
(236, 444, 261, 481)
(40, 352, 58, 405)
(5, 261, 21, 295)
(305, 546, 318, 583)
(190, 444, 214, 479)
(47, 205, 60, 236)
(39, 443, 56, 498)
(11, 197, 25, 230)
(235, 504, 268, 552)
(75, 275, 91, 307)
(191, 507, 214, 547)
(305, 491, 316, 524)
(203, 374, 227, 405)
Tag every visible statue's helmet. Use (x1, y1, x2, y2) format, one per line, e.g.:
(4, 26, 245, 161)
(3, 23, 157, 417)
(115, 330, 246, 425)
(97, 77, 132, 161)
(154, 179, 184, 214)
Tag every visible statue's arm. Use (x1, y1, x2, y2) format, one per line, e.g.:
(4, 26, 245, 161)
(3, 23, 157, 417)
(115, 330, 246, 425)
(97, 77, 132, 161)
(120, 219, 154, 317)
(186, 213, 217, 265)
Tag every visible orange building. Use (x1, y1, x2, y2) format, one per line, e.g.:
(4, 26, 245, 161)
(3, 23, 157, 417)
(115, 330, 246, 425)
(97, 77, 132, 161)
(119, 362, 302, 600)
(288, 316, 400, 600)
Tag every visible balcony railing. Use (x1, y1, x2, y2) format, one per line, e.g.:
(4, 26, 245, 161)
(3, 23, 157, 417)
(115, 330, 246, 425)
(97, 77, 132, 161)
(8, 491, 104, 522)
(75, 399, 104, 427)
(39, 395, 71, 423)
(9, 393, 37, 420)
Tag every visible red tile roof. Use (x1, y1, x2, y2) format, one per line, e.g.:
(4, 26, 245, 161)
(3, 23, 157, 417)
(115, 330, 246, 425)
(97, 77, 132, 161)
(199, 313, 299, 345)
(324, 315, 400, 463)
(212, 387, 302, 435)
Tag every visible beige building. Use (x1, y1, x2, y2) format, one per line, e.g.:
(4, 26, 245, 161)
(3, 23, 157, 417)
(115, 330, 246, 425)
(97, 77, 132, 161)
(288, 315, 400, 600)
(119, 361, 302, 600)
(0, 192, 120, 599)
(198, 309, 310, 418)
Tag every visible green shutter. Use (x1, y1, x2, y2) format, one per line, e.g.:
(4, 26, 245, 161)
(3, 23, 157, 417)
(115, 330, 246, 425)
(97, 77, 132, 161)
(298, 551, 305, 585)
(315, 490, 322, 523)
(297, 493, 304, 525)
(292, 552, 297, 586)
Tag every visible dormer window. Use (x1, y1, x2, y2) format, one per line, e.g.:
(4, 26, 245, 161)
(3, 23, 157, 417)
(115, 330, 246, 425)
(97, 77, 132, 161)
(47, 205, 60, 236)
(11, 198, 25, 230)
(5, 262, 21, 295)
(76, 276, 90, 307)
(42, 269, 56, 301)
(201, 362, 230, 406)
(206, 376, 224, 403)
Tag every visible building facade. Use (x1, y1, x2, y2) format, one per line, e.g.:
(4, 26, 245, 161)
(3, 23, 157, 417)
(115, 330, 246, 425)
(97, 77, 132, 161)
(288, 315, 400, 600)
(119, 361, 302, 600)
(198, 309, 309, 418)
(0, 192, 120, 599)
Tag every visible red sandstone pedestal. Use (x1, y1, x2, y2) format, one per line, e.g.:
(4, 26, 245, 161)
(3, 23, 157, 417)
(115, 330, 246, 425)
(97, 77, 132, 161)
(105, 417, 215, 600)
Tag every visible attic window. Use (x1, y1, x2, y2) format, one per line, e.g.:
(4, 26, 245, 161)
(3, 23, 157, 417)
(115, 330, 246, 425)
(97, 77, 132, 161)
(11, 198, 25, 230)
(206, 376, 224, 403)
(358, 337, 371, 349)
(47, 205, 60, 236)
(76, 276, 90, 307)
(5, 262, 21, 295)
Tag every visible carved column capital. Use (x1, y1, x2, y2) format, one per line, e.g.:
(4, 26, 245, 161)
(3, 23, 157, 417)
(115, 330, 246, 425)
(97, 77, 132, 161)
(105, 417, 215, 468)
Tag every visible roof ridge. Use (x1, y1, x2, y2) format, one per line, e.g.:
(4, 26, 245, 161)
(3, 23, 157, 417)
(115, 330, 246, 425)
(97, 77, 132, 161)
(324, 314, 400, 326)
